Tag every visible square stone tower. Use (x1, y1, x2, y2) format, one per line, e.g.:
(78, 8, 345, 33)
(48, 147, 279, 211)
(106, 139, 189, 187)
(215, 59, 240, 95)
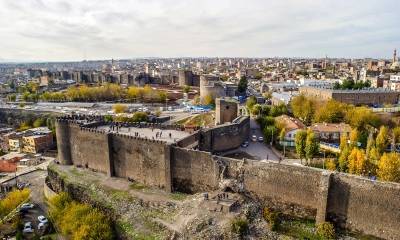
(215, 98, 238, 125)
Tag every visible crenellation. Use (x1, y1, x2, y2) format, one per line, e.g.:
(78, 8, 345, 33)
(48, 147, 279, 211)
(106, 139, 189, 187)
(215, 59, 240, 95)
(54, 116, 400, 239)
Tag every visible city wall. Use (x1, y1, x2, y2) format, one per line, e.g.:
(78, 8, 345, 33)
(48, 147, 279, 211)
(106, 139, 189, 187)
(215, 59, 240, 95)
(54, 117, 400, 239)
(55, 118, 171, 191)
(199, 116, 250, 153)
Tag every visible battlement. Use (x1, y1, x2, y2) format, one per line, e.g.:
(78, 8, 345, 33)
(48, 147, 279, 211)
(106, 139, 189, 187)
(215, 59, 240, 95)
(54, 114, 400, 239)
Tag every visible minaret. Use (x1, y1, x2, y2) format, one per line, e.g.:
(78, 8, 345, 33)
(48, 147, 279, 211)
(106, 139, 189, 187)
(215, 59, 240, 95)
(394, 49, 397, 63)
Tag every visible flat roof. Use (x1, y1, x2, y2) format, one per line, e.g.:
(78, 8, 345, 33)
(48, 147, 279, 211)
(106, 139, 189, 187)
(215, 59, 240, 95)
(97, 125, 190, 143)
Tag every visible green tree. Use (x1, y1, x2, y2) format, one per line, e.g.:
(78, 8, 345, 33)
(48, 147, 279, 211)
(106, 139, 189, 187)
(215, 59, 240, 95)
(270, 104, 288, 117)
(251, 104, 262, 116)
(305, 130, 319, 161)
(295, 130, 307, 163)
(237, 76, 248, 94)
(33, 118, 46, 128)
(7, 94, 16, 102)
(131, 112, 148, 122)
(246, 96, 257, 110)
(182, 85, 191, 93)
(263, 125, 277, 144)
(279, 128, 286, 142)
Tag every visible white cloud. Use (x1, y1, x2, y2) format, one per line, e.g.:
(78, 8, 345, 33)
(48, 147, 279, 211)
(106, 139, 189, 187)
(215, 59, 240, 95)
(0, 0, 398, 61)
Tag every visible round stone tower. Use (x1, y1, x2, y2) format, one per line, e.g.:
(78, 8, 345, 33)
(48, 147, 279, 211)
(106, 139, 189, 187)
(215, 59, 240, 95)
(55, 119, 73, 165)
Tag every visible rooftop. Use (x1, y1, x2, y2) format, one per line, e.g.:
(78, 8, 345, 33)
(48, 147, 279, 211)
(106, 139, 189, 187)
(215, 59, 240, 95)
(310, 123, 352, 133)
(96, 125, 190, 143)
(275, 115, 305, 132)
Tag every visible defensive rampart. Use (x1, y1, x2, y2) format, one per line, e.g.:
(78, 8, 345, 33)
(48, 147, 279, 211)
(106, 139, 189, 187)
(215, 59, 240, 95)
(199, 116, 250, 153)
(54, 116, 400, 239)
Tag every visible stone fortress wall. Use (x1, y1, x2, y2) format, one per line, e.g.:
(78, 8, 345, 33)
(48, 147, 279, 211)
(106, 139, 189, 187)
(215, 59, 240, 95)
(55, 116, 400, 239)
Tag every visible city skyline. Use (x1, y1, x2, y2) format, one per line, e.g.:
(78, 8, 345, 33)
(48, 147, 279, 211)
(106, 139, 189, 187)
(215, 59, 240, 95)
(0, 0, 399, 62)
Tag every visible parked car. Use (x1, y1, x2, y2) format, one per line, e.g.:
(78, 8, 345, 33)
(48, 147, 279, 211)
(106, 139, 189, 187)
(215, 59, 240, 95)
(38, 215, 48, 224)
(23, 222, 34, 233)
(38, 222, 47, 230)
(20, 203, 34, 210)
(251, 135, 257, 142)
(241, 141, 249, 148)
(258, 136, 264, 142)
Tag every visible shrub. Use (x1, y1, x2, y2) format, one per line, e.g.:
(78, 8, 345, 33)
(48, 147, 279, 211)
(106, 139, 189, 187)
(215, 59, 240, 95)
(316, 222, 335, 239)
(325, 159, 337, 171)
(48, 192, 114, 240)
(0, 189, 30, 218)
(263, 208, 280, 231)
(231, 217, 249, 236)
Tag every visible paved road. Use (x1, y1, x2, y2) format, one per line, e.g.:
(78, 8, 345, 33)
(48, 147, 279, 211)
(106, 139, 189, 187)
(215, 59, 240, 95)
(4, 170, 51, 238)
(0, 157, 53, 184)
(241, 118, 280, 161)
(222, 118, 280, 161)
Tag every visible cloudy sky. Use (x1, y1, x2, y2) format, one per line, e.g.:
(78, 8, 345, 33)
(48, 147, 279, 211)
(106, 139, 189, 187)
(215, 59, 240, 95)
(0, 0, 399, 61)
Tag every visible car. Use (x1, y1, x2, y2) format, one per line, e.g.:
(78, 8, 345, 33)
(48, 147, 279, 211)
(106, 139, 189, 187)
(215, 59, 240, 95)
(38, 215, 48, 224)
(23, 222, 34, 233)
(20, 203, 34, 210)
(38, 222, 47, 230)
(258, 136, 264, 142)
(251, 135, 257, 142)
(241, 141, 249, 148)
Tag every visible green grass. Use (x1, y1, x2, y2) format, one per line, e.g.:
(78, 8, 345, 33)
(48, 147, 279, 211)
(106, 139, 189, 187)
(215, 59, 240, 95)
(116, 220, 161, 240)
(277, 219, 324, 240)
(70, 167, 84, 177)
(129, 182, 147, 190)
(170, 192, 188, 201)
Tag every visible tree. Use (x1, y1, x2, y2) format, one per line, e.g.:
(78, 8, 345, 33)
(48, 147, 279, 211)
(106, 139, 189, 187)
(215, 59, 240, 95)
(112, 104, 127, 114)
(290, 95, 315, 125)
(246, 96, 257, 110)
(33, 118, 46, 128)
(325, 159, 337, 171)
(376, 126, 389, 154)
(263, 125, 277, 144)
(393, 127, 400, 145)
(349, 129, 359, 148)
(367, 146, 380, 176)
(339, 146, 350, 172)
(345, 106, 381, 130)
(377, 153, 400, 182)
(183, 85, 191, 94)
(347, 148, 367, 175)
(131, 112, 148, 122)
(305, 130, 319, 161)
(279, 128, 286, 142)
(339, 134, 348, 151)
(251, 104, 262, 116)
(314, 100, 347, 123)
(270, 104, 288, 117)
(295, 130, 307, 163)
(237, 76, 248, 94)
(7, 94, 16, 102)
(202, 94, 214, 106)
